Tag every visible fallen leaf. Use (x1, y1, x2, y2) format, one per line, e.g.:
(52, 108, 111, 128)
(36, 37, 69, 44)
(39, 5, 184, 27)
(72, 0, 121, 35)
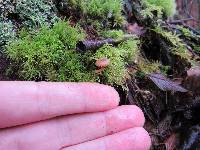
(149, 73, 188, 92)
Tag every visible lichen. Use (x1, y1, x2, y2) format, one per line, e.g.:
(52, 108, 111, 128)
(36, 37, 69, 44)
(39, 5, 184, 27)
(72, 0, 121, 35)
(0, 19, 15, 46)
(15, 0, 59, 29)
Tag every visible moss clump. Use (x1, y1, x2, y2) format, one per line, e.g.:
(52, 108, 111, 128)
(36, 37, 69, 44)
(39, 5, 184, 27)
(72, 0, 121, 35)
(177, 26, 200, 54)
(94, 38, 139, 85)
(100, 30, 124, 39)
(6, 20, 95, 81)
(145, 0, 176, 17)
(66, 0, 125, 26)
(141, 1, 163, 19)
(136, 60, 166, 79)
(193, 45, 200, 52)
(178, 26, 194, 38)
(118, 39, 140, 62)
(153, 26, 191, 60)
(94, 44, 126, 85)
(5, 19, 140, 86)
(138, 61, 160, 74)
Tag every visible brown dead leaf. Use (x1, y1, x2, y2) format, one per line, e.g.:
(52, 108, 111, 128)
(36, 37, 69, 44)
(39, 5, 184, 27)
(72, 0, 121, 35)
(149, 73, 188, 92)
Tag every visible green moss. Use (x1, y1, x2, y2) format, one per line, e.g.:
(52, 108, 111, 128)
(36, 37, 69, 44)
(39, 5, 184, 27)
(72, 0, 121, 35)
(141, 1, 163, 19)
(178, 26, 193, 38)
(94, 44, 126, 85)
(6, 20, 95, 81)
(94, 38, 139, 85)
(135, 60, 162, 79)
(52, 21, 85, 49)
(153, 26, 191, 60)
(177, 26, 200, 54)
(66, 0, 125, 26)
(117, 39, 140, 62)
(87, 0, 122, 18)
(145, 0, 176, 17)
(194, 45, 200, 52)
(0, 0, 58, 47)
(5, 18, 140, 86)
(100, 30, 124, 39)
(138, 60, 160, 74)
(160, 65, 171, 75)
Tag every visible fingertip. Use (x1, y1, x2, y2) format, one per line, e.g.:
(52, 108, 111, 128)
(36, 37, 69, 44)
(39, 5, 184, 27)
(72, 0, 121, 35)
(128, 105, 145, 126)
(79, 83, 120, 111)
(117, 105, 145, 126)
(105, 127, 151, 150)
(95, 83, 120, 105)
(102, 84, 120, 107)
(128, 127, 151, 150)
(105, 105, 145, 136)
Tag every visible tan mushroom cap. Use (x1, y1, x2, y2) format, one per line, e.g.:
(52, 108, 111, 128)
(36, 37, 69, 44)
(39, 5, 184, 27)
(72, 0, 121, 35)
(95, 58, 110, 68)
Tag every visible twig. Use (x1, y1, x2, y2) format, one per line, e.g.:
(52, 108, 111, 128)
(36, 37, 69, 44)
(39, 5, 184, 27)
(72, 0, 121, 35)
(76, 35, 136, 52)
(168, 18, 195, 24)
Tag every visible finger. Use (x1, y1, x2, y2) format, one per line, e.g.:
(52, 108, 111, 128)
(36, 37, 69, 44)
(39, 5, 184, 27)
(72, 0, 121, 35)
(0, 82, 119, 128)
(63, 127, 151, 150)
(0, 106, 145, 150)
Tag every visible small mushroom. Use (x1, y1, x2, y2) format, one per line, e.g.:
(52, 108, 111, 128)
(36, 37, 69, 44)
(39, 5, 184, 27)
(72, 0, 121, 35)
(95, 58, 110, 68)
(95, 58, 110, 74)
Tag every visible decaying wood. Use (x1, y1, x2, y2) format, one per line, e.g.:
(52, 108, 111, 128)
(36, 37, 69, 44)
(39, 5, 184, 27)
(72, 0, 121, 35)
(127, 78, 161, 124)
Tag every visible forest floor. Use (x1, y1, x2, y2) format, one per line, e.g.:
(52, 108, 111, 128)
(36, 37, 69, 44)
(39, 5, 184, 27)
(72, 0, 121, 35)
(1, 0, 200, 149)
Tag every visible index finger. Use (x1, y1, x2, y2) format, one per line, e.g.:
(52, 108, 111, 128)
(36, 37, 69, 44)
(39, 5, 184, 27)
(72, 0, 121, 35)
(0, 82, 119, 128)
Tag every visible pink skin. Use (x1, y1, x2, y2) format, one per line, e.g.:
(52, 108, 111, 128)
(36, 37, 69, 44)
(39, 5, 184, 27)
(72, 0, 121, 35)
(0, 82, 151, 150)
(64, 128, 151, 150)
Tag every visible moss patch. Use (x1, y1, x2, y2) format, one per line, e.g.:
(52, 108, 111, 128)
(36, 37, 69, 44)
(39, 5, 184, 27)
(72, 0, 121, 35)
(145, 0, 176, 17)
(6, 20, 95, 81)
(94, 38, 139, 85)
(66, 0, 125, 27)
(152, 26, 191, 60)
(100, 30, 124, 39)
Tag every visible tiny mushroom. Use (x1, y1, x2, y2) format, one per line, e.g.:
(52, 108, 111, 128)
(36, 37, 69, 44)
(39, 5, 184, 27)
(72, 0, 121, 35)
(95, 58, 110, 74)
(95, 58, 110, 68)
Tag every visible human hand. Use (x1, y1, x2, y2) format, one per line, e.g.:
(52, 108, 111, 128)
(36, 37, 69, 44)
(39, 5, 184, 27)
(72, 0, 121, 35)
(0, 82, 151, 150)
